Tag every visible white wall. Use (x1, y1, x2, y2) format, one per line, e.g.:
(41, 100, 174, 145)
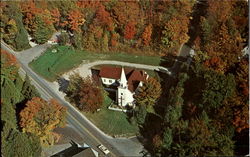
(117, 88, 134, 107)
(101, 77, 116, 86)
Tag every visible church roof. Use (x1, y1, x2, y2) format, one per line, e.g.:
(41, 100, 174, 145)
(99, 66, 122, 79)
(99, 66, 147, 92)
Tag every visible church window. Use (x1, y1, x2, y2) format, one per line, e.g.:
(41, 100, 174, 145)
(109, 80, 112, 83)
(121, 93, 123, 95)
(104, 79, 106, 82)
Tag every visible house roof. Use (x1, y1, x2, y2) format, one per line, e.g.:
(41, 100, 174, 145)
(72, 148, 97, 157)
(99, 66, 122, 79)
(99, 66, 147, 92)
(127, 70, 147, 92)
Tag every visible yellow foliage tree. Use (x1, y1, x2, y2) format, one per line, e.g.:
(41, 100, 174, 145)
(19, 97, 67, 146)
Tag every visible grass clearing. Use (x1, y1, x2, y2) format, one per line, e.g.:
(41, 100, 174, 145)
(29, 45, 165, 81)
(83, 94, 139, 137)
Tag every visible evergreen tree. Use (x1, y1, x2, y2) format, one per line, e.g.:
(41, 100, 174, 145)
(21, 75, 40, 100)
(33, 14, 54, 44)
(1, 124, 41, 157)
(135, 105, 147, 126)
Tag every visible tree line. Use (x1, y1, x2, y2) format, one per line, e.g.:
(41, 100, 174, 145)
(1, 49, 67, 156)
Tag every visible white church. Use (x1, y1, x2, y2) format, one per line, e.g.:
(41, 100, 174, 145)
(99, 66, 148, 107)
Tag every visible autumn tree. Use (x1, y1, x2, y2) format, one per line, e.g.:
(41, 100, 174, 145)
(95, 4, 114, 31)
(112, 1, 140, 26)
(1, 49, 42, 157)
(78, 77, 103, 112)
(134, 77, 162, 108)
(231, 58, 249, 133)
(200, 1, 248, 73)
(21, 1, 42, 33)
(110, 32, 119, 47)
(160, 0, 194, 50)
(181, 113, 234, 156)
(50, 8, 60, 28)
(21, 1, 55, 44)
(32, 13, 55, 44)
(67, 75, 103, 113)
(19, 97, 67, 146)
(124, 21, 136, 40)
(142, 24, 153, 46)
(67, 10, 85, 31)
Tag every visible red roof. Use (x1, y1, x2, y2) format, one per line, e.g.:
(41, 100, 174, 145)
(99, 66, 121, 79)
(99, 66, 147, 92)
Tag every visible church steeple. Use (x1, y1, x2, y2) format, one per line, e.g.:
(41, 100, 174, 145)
(119, 67, 127, 88)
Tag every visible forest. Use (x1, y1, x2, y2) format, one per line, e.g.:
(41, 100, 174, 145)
(0, 0, 249, 157)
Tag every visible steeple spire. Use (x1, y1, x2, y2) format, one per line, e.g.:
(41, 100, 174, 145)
(120, 67, 127, 88)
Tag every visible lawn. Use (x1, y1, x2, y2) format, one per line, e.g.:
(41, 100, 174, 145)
(29, 45, 169, 81)
(83, 94, 139, 137)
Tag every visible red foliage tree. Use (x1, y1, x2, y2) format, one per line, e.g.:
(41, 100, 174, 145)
(76, 1, 100, 9)
(67, 75, 103, 113)
(77, 77, 103, 112)
(124, 22, 136, 40)
(1, 49, 18, 68)
(50, 8, 60, 26)
(96, 4, 114, 31)
(21, 1, 42, 32)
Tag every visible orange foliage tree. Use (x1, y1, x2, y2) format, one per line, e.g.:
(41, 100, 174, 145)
(21, 1, 42, 32)
(67, 10, 85, 31)
(19, 97, 67, 146)
(142, 24, 153, 46)
(95, 4, 114, 31)
(50, 8, 60, 27)
(112, 1, 140, 26)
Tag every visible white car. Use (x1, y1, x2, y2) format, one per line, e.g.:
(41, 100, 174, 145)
(157, 67, 172, 75)
(98, 144, 110, 155)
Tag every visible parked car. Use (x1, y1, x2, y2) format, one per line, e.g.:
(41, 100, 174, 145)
(157, 67, 172, 75)
(47, 40, 57, 45)
(97, 144, 110, 155)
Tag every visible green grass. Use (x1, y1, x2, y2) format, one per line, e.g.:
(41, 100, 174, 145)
(83, 94, 139, 137)
(29, 45, 164, 81)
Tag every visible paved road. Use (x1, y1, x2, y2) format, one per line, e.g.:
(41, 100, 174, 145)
(1, 41, 146, 157)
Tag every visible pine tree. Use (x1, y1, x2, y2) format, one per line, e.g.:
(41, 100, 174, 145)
(21, 75, 40, 100)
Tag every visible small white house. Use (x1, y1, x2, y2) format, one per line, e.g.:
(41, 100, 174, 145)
(99, 66, 148, 107)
